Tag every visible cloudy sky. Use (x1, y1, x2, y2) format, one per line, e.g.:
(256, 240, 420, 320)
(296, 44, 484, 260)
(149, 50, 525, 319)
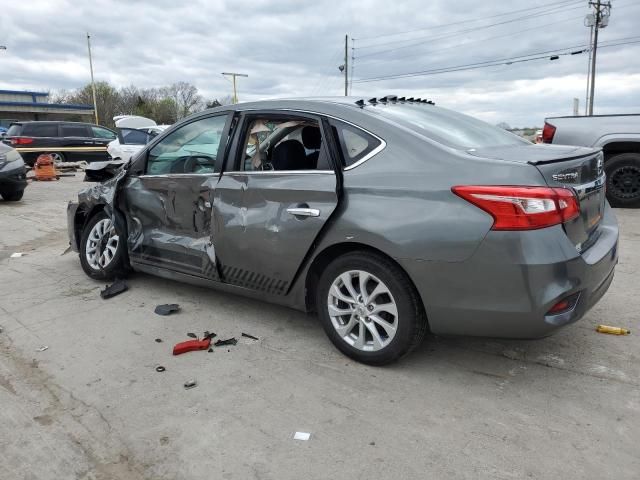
(1, 0, 638, 126)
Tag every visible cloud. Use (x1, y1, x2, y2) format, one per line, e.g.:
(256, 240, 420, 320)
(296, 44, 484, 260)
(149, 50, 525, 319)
(0, 0, 637, 126)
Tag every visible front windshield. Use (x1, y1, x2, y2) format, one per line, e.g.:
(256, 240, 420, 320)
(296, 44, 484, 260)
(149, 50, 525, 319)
(370, 104, 528, 150)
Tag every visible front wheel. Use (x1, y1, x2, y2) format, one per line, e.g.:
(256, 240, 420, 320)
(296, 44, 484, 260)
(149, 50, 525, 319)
(316, 251, 428, 365)
(1, 190, 24, 201)
(79, 212, 127, 280)
(605, 153, 640, 208)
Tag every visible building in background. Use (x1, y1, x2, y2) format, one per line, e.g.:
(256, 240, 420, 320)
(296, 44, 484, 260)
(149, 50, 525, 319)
(0, 90, 94, 129)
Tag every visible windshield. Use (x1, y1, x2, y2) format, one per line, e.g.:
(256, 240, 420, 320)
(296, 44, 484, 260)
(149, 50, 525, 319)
(370, 104, 528, 150)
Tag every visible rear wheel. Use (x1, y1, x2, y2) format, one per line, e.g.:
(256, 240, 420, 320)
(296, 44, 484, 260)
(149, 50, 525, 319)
(49, 152, 66, 164)
(316, 251, 428, 365)
(79, 212, 127, 280)
(0, 190, 24, 201)
(605, 153, 640, 207)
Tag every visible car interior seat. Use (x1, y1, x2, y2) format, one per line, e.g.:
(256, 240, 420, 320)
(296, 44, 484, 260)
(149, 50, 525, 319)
(270, 139, 308, 170)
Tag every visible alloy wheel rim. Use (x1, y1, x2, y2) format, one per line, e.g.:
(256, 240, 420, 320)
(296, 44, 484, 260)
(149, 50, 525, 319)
(327, 270, 398, 352)
(609, 165, 640, 199)
(50, 153, 63, 163)
(85, 219, 119, 270)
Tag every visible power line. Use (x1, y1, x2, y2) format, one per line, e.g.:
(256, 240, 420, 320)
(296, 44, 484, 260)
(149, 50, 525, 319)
(354, 2, 585, 56)
(352, 37, 640, 84)
(354, 0, 581, 42)
(355, 13, 586, 66)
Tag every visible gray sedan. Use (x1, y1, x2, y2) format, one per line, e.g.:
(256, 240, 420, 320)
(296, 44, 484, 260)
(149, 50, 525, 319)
(66, 97, 618, 364)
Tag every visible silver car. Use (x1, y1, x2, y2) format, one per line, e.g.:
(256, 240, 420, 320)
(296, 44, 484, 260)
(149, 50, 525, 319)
(67, 97, 619, 365)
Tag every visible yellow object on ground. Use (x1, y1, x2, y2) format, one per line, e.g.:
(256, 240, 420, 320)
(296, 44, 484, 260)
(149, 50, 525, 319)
(596, 325, 631, 335)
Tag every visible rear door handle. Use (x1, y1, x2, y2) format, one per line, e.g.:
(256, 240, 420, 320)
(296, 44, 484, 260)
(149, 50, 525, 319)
(287, 207, 320, 217)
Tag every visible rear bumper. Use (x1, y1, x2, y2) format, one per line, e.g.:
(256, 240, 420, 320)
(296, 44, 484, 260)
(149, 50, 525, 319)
(0, 165, 28, 193)
(400, 204, 619, 338)
(67, 201, 80, 252)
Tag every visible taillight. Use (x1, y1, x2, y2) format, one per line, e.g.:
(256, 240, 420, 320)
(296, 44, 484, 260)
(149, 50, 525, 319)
(11, 137, 34, 145)
(541, 122, 556, 143)
(452, 185, 580, 230)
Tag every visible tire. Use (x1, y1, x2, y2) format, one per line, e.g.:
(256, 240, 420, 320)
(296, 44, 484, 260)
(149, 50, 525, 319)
(605, 153, 640, 208)
(1, 190, 24, 201)
(316, 251, 428, 365)
(48, 152, 66, 164)
(79, 211, 128, 280)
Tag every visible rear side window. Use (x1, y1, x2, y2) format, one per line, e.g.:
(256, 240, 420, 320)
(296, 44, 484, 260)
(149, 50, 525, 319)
(330, 120, 381, 168)
(22, 123, 58, 137)
(60, 124, 90, 137)
(91, 126, 117, 139)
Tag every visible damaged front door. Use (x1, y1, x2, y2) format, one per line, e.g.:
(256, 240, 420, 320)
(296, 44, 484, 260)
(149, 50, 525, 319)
(122, 114, 231, 279)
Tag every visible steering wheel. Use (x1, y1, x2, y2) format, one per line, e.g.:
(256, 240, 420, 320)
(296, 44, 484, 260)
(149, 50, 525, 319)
(183, 155, 214, 173)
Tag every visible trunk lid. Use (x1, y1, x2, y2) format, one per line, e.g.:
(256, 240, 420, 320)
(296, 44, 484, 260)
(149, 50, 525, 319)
(469, 144, 606, 253)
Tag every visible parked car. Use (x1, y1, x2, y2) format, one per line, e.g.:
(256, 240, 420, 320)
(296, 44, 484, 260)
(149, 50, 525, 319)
(67, 97, 618, 365)
(2, 121, 117, 166)
(542, 114, 640, 207)
(0, 142, 27, 201)
(107, 116, 169, 162)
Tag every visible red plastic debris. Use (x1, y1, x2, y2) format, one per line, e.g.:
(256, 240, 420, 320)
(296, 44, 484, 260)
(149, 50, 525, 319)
(172, 338, 211, 356)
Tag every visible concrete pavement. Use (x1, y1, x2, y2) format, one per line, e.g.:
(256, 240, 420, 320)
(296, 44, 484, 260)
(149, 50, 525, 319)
(1, 176, 638, 480)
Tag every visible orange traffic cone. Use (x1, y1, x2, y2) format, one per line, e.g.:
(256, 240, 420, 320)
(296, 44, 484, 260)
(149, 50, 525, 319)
(33, 154, 58, 181)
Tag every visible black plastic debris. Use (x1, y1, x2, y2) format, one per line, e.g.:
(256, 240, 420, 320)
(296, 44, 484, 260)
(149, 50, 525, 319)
(203, 331, 217, 341)
(155, 338, 163, 343)
(156, 366, 166, 372)
(100, 279, 128, 299)
(214, 337, 238, 347)
(208, 348, 213, 353)
(186, 332, 198, 339)
(241, 333, 259, 341)
(184, 380, 197, 389)
(154, 304, 180, 316)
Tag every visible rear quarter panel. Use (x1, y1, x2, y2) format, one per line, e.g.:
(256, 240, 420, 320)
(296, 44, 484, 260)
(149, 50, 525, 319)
(315, 125, 548, 263)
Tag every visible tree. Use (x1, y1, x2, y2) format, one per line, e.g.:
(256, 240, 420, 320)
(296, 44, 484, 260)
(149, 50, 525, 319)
(163, 82, 205, 121)
(51, 81, 211, 127)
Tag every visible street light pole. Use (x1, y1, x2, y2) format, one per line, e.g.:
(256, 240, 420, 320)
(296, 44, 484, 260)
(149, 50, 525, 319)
(86, 33, 99, 125)
(222, 72, 249, 104)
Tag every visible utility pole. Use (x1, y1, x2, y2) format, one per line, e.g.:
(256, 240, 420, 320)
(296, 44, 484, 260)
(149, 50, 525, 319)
(344, 34, 349, 96)
(86, 33, 99, 125)
(586, 0, 611, 116)
(222, 72, 249, 104)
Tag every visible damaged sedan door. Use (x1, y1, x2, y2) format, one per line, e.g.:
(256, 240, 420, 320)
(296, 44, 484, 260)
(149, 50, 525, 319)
(212, 112, 339, 296)
(122, 113, 232, 279)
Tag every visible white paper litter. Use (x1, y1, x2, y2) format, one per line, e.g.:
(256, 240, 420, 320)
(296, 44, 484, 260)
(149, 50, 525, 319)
(10, 253, 25, 258)
(294, 432, 311, 441)
(36, 346, 49, 352)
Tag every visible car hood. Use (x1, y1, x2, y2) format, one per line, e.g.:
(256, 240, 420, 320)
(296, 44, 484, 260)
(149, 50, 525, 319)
(467, 144, 597, 165)
(0, 142, 13, 154)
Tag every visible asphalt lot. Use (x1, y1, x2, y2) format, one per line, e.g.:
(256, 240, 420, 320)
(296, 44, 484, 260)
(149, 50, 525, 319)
(1, 175, 638, 480)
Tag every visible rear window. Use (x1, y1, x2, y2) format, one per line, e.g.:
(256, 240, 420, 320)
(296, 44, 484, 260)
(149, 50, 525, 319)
(61, 124, 90, 137)
(121, 129, 150, 145)
(6, 124, 22, 136)
(371, 105, 527, 150)
(21, 123, 59, 137)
